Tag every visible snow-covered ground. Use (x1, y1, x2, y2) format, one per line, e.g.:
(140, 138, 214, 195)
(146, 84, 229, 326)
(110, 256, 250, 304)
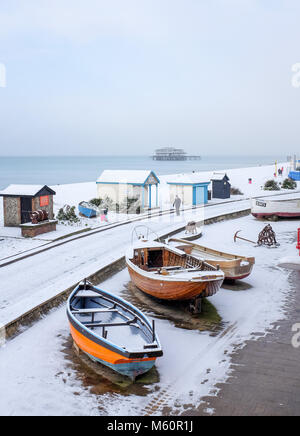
(0, 214, 298, 416)
(0, 199, 250, 327)
(159, 161, 299, 206)
(0, 162, 299, 261)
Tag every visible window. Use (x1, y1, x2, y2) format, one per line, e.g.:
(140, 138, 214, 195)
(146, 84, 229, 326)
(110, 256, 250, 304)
(40, 195, 49, 207)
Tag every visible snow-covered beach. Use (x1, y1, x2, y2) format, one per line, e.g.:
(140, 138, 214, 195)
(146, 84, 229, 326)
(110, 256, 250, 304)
(0, 214, 298, 416)
(0, 161, 300, 416)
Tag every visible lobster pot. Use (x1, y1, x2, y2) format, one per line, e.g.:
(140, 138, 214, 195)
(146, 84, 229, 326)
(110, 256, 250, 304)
(0, 185, 56, 227)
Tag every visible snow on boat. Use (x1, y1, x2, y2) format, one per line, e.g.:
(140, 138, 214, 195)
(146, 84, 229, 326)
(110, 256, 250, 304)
(251, 198, 300, 219)
(78, 201, 98, 218)
(126, 240, 224, 301)
(169, 238, 255, 281)
(67, 281, 163, 380)
(172, 224, 203, 242)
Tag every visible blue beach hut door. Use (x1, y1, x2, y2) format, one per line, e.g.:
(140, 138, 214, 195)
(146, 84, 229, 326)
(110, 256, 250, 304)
(193, 186, 204, 205)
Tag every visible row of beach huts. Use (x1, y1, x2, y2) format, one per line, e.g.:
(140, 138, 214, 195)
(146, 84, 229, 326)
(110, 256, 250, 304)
(0, 171, 231, 231)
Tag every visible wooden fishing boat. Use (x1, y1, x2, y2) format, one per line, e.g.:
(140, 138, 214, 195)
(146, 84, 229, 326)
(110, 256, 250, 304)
(169, 238, 255, 281)
(78, 201, 98, 218)
(126, 240, 224, 301)
(251, 198, 300, 219)
(67, 281, 163, 380)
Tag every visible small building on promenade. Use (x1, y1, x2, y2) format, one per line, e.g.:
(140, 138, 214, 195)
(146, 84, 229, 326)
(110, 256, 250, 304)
(96, 170, 160, 211)
(167, 174, 210, 206)
(211, 173, 231, 199)
(0, 185, 56, 227)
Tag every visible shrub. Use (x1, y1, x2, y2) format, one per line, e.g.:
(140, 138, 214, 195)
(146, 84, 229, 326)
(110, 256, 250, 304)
(264, 179, 280, 191)
(230, 187, 243, 195)
(120, 197, 141, 214)
(57, 205, 80, 223)
(89, 198, 103, 207)
(282, 178, 297, 190)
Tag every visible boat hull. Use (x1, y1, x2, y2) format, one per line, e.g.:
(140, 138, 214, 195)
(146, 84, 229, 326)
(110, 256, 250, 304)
(69, 321, 156, 379)
(127, 264, 223, 300)
(170, 239, 255, 281)
(78, 204, 97, 218)
(192, 258, 254, 281)
(251, 198, 300, 219)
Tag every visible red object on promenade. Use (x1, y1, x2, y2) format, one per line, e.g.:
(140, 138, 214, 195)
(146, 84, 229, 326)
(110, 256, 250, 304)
(297, 229, 300, 255)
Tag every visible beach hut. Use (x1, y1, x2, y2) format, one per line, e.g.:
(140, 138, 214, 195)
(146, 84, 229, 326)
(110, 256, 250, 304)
(167, 174, 210, 206)
(211, 173, 231, 199)
(96, 170, 160, 211)
(0, 185, 56, 227)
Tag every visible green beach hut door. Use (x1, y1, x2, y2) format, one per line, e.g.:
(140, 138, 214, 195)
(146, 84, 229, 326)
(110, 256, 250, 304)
(193, 186, 204, 205)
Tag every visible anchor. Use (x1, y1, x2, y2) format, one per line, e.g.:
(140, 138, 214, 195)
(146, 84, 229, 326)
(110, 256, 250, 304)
(234, 230, 256, 244)
(234, 225, 279, 247)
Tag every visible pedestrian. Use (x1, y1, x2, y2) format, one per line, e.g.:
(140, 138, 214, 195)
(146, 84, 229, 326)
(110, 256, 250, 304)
(101, 207, 108, 222)
(173, 195, 182, 216)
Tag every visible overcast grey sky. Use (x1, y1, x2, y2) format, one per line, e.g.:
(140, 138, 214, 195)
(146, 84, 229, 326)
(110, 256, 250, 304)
(0, 0, 300, 156)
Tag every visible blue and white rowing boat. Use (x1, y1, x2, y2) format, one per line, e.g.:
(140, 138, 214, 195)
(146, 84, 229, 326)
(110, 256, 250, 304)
(78, 201, 98, 218)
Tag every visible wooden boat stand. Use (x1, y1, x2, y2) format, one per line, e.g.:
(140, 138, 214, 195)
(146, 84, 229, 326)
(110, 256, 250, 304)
(189, 296, 203, 315)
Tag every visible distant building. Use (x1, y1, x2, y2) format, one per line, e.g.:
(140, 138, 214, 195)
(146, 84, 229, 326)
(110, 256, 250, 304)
(153, 147, 201, 161)
(0, 185, 56, 227)
(96, 170, 160, 211)
(211, 173, 231, 199)
(167, 174, 210, 206)
(153, 147, 187, 161)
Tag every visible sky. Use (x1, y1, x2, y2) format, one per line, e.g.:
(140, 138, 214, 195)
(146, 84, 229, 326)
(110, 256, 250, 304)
(0, 0, 300, 156)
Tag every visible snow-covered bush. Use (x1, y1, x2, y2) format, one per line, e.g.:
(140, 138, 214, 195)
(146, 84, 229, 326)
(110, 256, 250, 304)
(264, 180, 280, 191)
(89, 198, 103, 207)
(57, 205, 80, 223)
(230, 186, 243, 195)
(282, 178, 297, 190)
(120, 197, 141, 214)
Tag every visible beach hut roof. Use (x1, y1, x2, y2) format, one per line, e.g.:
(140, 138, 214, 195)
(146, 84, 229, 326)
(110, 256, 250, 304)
(211, 172, 230, 181)
(0, 184, 56, 197)
(97, 170, 160, 185)
(167, 173, 211, 185)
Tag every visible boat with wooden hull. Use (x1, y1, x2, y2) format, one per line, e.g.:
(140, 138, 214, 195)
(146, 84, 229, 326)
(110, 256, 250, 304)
(251, 198, 300, 219)
(67, 281, 163, 380)
(126, 241, 224, 301)
(169, 238, 255, 281)
(78, 201, 98, 218)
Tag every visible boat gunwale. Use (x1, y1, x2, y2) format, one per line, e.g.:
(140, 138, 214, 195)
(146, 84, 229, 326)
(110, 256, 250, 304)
(125, 255, 225, 283)
(169, 238, 255, 265)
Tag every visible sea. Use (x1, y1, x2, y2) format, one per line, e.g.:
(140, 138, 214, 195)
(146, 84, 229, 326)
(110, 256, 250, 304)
(0, 155, 286, 190)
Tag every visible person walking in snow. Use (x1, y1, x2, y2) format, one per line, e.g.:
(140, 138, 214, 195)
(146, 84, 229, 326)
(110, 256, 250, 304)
(173, 195, 182, 216)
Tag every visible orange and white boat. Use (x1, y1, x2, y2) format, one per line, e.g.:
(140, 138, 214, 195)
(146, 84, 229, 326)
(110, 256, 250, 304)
(67, 281, 163, 380)
(126, 240, 224, 302)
